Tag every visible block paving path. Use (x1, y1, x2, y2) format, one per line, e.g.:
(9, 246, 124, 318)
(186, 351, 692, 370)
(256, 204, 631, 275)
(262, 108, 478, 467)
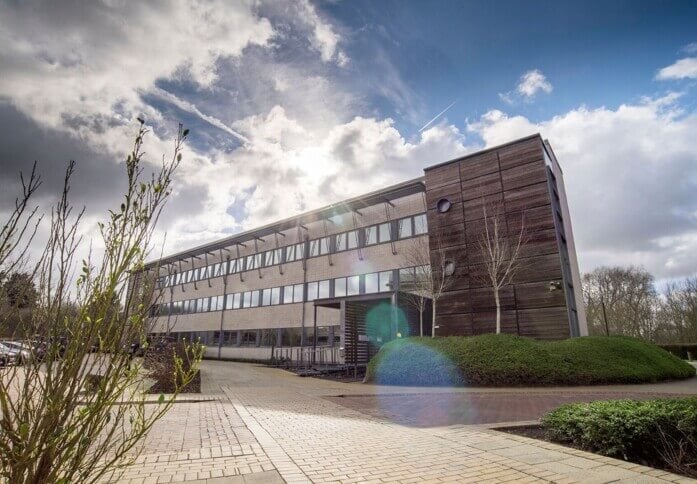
(115, 361, 695, 483)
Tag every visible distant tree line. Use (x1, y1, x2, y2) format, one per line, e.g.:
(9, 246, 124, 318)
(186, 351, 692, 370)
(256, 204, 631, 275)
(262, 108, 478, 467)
(583, 266, 697, 344)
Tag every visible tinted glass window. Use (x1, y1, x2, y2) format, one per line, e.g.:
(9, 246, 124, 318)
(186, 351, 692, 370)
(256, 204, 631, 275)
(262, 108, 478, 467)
(398, 218, 412, 238)
(334, 277, 346, 297)
(293, 283, 304, 303)
(379, 223, 391, 242)
(365, 226, 377, 245)
(365, 273, 378, 293)
(318, 280, 330, 299)
(347, 275, 360, 295)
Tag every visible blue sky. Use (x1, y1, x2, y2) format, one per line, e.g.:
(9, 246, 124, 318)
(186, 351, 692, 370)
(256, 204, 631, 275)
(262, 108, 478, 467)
(322, 0, 697, 132)
(0, 0, 696, 283)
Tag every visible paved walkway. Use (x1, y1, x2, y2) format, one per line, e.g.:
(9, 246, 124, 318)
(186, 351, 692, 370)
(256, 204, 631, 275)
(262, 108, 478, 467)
(116, 361, 696, 483)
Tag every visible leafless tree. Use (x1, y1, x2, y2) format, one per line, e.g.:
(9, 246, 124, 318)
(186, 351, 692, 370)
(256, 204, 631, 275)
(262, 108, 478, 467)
(475, 201, 527, 334)
(402, 228, 457, 337)
(657, 277, 697, 344)
(582, 266, 658, 340)
(0, 121, 203, 483)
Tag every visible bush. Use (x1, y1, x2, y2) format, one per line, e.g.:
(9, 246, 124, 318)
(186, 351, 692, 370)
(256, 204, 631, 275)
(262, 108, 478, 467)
(365, 334, 695, 386)
(143, 341, 201, 393)
(542, 398, 697, 475)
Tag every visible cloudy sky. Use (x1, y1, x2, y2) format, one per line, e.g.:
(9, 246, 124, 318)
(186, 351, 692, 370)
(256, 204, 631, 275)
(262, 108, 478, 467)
(0, 0, 696, 285)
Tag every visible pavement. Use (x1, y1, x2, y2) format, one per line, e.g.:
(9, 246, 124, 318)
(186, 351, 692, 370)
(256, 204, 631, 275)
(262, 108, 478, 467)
(112, 360, 697, 484)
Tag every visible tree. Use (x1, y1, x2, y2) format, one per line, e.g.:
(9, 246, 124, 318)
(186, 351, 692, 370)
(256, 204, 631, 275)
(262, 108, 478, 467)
(475, 201, 527, 334)
(0, 272, 38, 309)
(659, 277, 697, 344)
(0, 121, 203, 483)
(402, 228, 457, 338)
(583, 266, 658, 340)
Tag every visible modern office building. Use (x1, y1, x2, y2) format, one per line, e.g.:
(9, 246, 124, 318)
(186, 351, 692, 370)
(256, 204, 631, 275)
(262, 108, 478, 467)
(135, 134, 587, 364)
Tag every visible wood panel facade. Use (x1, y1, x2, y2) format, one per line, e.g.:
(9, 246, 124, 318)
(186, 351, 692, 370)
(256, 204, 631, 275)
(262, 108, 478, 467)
(423, 134, 584, 339)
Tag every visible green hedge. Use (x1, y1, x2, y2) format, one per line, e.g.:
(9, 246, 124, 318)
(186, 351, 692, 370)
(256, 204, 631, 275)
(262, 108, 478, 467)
(365, 334, 695, 386)
(542, 398, 697, 472)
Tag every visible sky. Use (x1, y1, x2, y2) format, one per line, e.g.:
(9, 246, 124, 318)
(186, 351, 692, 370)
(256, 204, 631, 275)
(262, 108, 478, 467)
(0, 0, 696, 286)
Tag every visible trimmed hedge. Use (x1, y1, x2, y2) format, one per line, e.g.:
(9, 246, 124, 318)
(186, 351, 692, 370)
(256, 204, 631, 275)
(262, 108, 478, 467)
(365, 334, 695, 386)
(542, 398, 697, 474)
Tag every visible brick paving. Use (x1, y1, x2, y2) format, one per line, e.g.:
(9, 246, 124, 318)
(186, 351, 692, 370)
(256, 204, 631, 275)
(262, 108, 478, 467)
(112, 361, 694, 483)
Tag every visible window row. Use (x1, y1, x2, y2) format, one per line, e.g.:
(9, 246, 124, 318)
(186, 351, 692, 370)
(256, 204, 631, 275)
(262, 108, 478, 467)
(151, 269, 404, 316)
(160, 326, 341, 348)
(157, 213, 427, 288)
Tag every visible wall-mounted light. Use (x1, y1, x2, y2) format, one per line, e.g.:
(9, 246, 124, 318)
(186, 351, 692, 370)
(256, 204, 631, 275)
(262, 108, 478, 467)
(444, 260, 456, 276)
(548, 281, 562, 292)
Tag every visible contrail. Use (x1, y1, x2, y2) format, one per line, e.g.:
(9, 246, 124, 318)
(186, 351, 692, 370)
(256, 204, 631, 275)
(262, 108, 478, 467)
(418, 99, 457, 132)
(149, 87, 251, 145)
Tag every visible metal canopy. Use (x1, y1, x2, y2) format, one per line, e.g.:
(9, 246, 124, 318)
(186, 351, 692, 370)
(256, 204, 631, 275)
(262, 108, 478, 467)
(144, 177, 425, 269)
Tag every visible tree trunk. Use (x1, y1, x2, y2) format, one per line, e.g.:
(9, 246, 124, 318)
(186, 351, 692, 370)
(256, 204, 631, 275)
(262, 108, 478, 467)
(494, 288, 501, 334)
(431, 300, 437, 338)
(419, 306, 424, 337)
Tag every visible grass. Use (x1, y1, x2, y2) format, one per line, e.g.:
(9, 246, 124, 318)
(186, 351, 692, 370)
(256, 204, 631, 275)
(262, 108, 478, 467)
(365, 334, 696, 386)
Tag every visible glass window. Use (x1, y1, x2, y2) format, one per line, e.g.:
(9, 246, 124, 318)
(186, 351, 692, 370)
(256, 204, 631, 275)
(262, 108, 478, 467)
(399, 267, 416, 288)
(264, 251, 274, 267)
(365, 273, 378, 293)
(199, 297, 209, 312)
(348, 230, 359, 249)
(242, 291, 252, 308)
(254, 253, 262, 268)
(295, 242, 305, 259)
(398, 218, 412, 239)
(293, 283, 304, 303)
(250, 290, 260, 307)
(365, 226, 377, 245)
(347, 275, 360, 295)
(309, 239, 320, 257)
(285, 245, 295, 262)
(319, 237, 330, 255)
(240, 331, 257, 346)
(233, 293, 241, 309)
(245, 255, 255, 270)
(283, 285, 294, 304)
(210, 296, 221, 311)
(315, 326, 330, 346)
(307, 281, 318, 301)
(281, 328, 302, 347)
(334, 277, 346, 297)
(216, 330, 237, 346)
(229, 259, 237, 274)
(225, 293, 233, 310)
(379, 222, 392, 243)
(318, 280, 330, 299)
(274, 248, 283, 264)
(414, 213, 428, 235)
(335, 233, 347, 252)
(262, 288, 271, 306)
(379, 271, 393, 292)
(271, 287, 280, 305)
(260, 329, 277, 347)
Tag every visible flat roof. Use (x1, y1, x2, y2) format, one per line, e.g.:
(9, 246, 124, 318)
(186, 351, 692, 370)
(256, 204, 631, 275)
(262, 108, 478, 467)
(423, 133, 543, 172)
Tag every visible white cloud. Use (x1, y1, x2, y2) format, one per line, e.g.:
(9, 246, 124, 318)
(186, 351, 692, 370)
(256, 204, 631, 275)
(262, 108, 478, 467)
(656, 57, 697, 80)
(467, 94, 697, 280)
(516, 69, 553, 97)
(682, 42, 697, 54)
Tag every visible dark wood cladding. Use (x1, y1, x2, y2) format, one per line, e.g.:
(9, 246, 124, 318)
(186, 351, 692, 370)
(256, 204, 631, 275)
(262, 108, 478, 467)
(424, 134, 572, 340)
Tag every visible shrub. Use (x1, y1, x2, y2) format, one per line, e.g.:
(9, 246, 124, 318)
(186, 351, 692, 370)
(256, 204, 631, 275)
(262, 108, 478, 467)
(542, 398, 697, 476)
(144, 341, 201, 393)
(365, 334, 695, 386)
